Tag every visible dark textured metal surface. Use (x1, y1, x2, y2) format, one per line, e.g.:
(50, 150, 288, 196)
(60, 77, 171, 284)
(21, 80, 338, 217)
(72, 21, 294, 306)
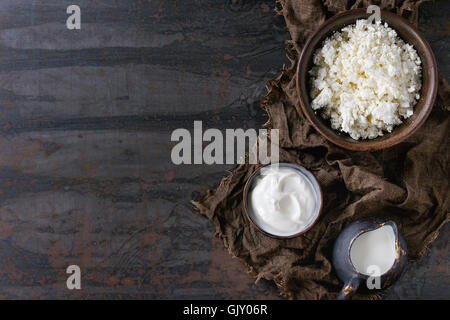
(0, 0, 447, 299)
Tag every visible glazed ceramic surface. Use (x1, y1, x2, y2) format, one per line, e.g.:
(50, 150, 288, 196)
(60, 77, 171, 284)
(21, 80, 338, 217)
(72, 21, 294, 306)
(332, 218, 408, 299)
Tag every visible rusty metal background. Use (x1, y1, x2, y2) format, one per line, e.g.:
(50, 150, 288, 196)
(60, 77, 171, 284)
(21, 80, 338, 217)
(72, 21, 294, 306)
(0, 0, 447, 299)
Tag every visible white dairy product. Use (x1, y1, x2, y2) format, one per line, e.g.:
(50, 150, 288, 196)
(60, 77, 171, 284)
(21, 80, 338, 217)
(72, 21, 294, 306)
(248, 167, 317, 236)
(350, 225, 397, 275)
(309, 19, 422, 140)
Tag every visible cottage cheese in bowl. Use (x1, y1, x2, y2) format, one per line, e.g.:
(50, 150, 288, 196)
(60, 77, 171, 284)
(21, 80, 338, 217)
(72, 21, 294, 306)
(309, 19, 422, 140)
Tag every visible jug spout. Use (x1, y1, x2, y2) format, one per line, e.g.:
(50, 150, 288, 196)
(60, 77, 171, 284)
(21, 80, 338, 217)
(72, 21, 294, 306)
(337, 276, 361, 300)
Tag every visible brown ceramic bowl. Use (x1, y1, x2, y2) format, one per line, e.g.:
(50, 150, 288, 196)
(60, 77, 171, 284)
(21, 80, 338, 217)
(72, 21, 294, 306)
(242, 163, 323, 239)
(296, 9, 438, 151)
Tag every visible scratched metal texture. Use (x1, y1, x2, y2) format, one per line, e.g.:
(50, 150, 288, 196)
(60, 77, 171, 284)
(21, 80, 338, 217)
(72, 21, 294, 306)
(0, 0, 447, 299)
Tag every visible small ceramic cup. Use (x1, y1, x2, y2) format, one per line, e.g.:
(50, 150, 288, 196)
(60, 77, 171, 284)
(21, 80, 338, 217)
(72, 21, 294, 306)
(242, 162, 323, 239)
(332, 218, 408, 300)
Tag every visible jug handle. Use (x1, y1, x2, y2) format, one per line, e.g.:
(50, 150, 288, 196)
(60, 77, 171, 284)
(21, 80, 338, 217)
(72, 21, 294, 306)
(337, 276, 361, 300)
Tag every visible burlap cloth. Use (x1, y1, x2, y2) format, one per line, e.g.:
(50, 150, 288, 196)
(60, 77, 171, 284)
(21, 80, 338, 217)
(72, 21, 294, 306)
(193, 0, 449, 299)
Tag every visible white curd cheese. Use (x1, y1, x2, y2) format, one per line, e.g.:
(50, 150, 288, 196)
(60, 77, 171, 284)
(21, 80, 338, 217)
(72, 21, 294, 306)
(309, 19, 422, 140)
(248, 167, 316, 236)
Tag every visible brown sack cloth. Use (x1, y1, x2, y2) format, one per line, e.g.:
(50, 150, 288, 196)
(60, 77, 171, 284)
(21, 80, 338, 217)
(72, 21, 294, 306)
(193, 0, 449, 299)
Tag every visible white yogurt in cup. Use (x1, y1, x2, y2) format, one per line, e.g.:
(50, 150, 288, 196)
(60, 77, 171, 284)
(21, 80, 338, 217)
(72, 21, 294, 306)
(244, 163, 322, 238)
